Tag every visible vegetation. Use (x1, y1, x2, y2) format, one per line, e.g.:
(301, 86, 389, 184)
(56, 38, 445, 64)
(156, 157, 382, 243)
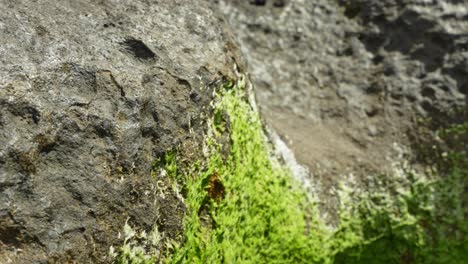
(111, 221, 159, 264)
(114, 77, 467, 263)
(169, 77, 322, 263)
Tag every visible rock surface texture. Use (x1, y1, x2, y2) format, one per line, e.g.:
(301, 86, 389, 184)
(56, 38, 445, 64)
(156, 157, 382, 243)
(1, 0, 467, 262)
(218, 0, 467, 220)
(0, 0, 241, 262)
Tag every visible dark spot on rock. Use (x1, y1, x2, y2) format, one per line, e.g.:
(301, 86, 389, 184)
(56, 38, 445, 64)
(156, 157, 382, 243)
(273, 0, 286, 8)
(93, 119, 113, 138)
(365, 107, 379, 117)
(177, 79, 191, 89)
(23, 106, 40, 124)
(103, 24, 108, 28)
(18, 151, 37, 175)
(35, 25, 48, 36)
(151, 110, 159, 123)
(383, 61, 398, 76)
(293, 34, 301, 41)
(421, 100, 438, 114)
(87, 210, 96, 218)
(249, 0, 266, 6)
(0, 215, 32, 247)
(141, 74, 152, 85)
(181, 122, 190, 131)
(65, 182, 83, 202)
(107, 71, 126, 97)
(421, 87, 436, 99)
(341, 2, 362, 19)
(406, 94, 417, 102)
(0, 225, 22, 246)
(373, 55, 384, 64)
(364, 83, 383, 94)
(141, 125, 157, 138)
(190, 91, 200, 102)
(390, 93, 403, 100)
(121, 38, 156, 60)
(439, 84, 450, 92)
(339, 47, 353, 56)
(35, 134, 56, 153)
(459, 81, 468, 95)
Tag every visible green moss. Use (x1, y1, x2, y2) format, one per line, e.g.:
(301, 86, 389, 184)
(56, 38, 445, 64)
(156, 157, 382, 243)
(170, 77, 324, 263)
(324, 120, 467, 263)
(114, 76, 467, 263)
(152, 149, 179, 181)
(329, 169, 466, 263)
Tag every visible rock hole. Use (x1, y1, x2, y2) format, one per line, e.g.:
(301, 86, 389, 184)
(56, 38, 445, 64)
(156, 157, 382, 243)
(177, 79, 191, 89)
(23, 106, 40, 124)
(459, 81, 468, 95)
(341, 2, 361, 19)
(421, 100, 437, 114)
(121, 38, 156, 60)
(189, 91, 200, 102)
(406, 94, 417, 102)
(421, 87, 436, 99)
(35, 134, 56, 154)
(372, 55, 384, 64)
(249, 0, 266, 6)
(0, 224, 23, 247)
(273, 0, 286, 8)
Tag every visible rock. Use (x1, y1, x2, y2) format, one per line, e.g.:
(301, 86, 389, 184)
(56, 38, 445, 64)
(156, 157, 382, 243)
(0, 0, 242, 262)
(368, 125, 378, 137)
(218, 0, 467, 221)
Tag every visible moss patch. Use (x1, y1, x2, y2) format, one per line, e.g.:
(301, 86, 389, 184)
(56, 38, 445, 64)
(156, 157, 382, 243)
(114, 77, 467, 263)
(169, 77, 323, 263)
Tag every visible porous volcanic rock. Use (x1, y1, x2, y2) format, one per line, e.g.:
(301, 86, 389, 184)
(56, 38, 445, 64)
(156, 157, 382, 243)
(0, 0, 242, 262)
(218, 0, 467, 221)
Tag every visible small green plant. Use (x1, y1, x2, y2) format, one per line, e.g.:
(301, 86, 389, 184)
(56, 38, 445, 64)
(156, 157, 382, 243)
(113, 76, 467, 263)
(328, 121, 467, 263)
(152, 150, 180, 182)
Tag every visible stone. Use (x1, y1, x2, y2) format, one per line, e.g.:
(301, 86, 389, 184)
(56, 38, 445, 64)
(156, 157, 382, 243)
(0, 0, 242, 262)
(218, 0, 467, 222)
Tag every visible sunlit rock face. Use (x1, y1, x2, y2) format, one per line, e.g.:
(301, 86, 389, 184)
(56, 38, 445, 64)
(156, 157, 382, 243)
(0, 0, 242, 262)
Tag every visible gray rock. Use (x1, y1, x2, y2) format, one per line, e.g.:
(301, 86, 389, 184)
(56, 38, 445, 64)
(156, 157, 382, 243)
(218, 0, 467, 222)
(0, 0, 242, 262)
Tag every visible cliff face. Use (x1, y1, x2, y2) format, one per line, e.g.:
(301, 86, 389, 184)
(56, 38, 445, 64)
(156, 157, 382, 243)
(218, 0, 467, 220)
(0, 0, 242, 262)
